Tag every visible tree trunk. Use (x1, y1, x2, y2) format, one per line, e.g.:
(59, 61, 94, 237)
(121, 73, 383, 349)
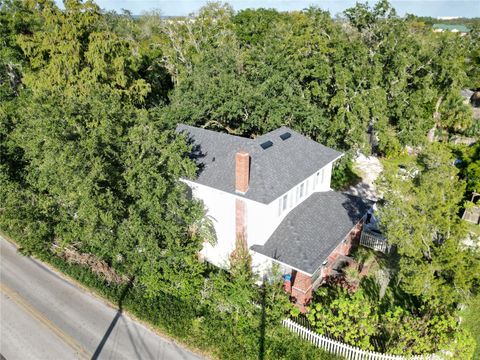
(427, 96, 443, 142)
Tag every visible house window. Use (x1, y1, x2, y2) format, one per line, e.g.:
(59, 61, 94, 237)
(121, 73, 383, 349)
(278, 194, 289, 216)
(299, 183, 305, 198)
(306, 179, 310, 195)
(282, 194, 288, 211)
(321, 169, 325, 184)
(314, 172, 319, 188)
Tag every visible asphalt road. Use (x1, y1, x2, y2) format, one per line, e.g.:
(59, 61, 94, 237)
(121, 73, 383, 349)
(0, 236, 204, 360)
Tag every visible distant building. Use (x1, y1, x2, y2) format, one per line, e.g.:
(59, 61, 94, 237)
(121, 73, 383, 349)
(432, 24, 470, 36)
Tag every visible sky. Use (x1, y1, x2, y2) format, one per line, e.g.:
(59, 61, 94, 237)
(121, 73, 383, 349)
(55, 0, 480, 18)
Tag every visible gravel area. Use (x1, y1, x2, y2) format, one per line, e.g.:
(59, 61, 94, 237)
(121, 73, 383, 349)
(345, 153, 383, 201)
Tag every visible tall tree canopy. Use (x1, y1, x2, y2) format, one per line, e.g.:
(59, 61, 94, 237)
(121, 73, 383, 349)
(377, 144, 479, 307)
(138, 1, 475, 155)
(1, 2, 478, 357)
(0, 0, 205, 298)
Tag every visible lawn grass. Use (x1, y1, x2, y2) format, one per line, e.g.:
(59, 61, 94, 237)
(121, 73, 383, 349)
(460, 294, 480, 359)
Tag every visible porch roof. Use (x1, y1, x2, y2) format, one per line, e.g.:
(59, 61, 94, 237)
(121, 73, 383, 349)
(251, 191, 371, 275)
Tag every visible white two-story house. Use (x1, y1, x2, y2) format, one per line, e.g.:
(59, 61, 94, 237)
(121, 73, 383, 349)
(177, 124, 370, 310)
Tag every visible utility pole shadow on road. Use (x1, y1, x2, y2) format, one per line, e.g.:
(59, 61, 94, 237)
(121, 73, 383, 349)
(91, 278, 134, 360)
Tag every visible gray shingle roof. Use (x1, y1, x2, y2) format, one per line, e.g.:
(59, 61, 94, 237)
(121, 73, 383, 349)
(251, 191, 371, 275)
(176, 124, 342, 204)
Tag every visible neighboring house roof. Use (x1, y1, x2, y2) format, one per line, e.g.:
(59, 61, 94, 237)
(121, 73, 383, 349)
(251, 191, 371, 275)
(432, 24, 470, 32)
(176, 124, 342, 204)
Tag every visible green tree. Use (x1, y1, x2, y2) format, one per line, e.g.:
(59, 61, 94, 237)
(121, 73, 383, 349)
(377, 144, 480, 306)
(143, 3, 235, 86)
(455, 142, 480, 194)
(1, 0, 206, 299)
(16, 0, 150, 102)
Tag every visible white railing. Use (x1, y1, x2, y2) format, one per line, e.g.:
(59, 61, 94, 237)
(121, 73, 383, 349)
(282, 318, 441, 360)
(360, 229, 388, 253)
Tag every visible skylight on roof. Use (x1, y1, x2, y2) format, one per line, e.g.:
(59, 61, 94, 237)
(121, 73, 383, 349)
(280, 132, 291, 141)
(260, 140, 273, 150)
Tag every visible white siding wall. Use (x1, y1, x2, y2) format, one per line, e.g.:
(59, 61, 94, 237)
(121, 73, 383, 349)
(185, 180, 237, 268)
(250, 251, 294, 277)
(185, 160, 336, 271)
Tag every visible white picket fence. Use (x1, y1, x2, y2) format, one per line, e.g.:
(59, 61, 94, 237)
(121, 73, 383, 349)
(282, 318, 441, 360)
(360, 229, 388, 253)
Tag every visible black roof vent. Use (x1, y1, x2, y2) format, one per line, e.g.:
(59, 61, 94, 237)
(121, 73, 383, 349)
(260, 140, 273, 150)
(280, 132, 291, 141)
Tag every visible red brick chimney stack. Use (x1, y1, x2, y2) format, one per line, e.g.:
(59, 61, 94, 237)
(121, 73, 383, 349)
(235, 151, 250, 193)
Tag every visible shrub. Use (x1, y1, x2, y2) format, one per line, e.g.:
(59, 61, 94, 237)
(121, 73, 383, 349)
(308, 288, 378, 350)
(331, 154, 361, 190)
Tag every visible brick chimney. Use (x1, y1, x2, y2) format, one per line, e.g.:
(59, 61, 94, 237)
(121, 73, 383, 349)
(235, 151, 250, 193)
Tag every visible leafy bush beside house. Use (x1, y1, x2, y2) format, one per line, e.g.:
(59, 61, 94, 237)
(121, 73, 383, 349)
(305, 272, 475, 357)
(307, 288, 378, 350)
(331, 154, 362, 190)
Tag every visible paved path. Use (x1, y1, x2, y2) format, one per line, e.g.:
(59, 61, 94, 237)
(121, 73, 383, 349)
(0, 236, 204, 360)
(346, 154, 383, 201)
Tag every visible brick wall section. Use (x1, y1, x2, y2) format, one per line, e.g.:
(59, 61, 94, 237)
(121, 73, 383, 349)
(291, 270, 313, 313)
(235, 198, 247, 240)
(349, 219, 364, 247)
(286, 220, 365, 311)
(235, 151, 250, 193)
(323, 220, 364, 278)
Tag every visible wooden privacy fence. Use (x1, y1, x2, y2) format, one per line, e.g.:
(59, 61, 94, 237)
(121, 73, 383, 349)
(360, 229, 388, 253)
(282, 319, 441, 360)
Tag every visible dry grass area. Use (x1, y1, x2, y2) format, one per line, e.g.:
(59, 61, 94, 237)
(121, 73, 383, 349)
(51, 242, 128, 284)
